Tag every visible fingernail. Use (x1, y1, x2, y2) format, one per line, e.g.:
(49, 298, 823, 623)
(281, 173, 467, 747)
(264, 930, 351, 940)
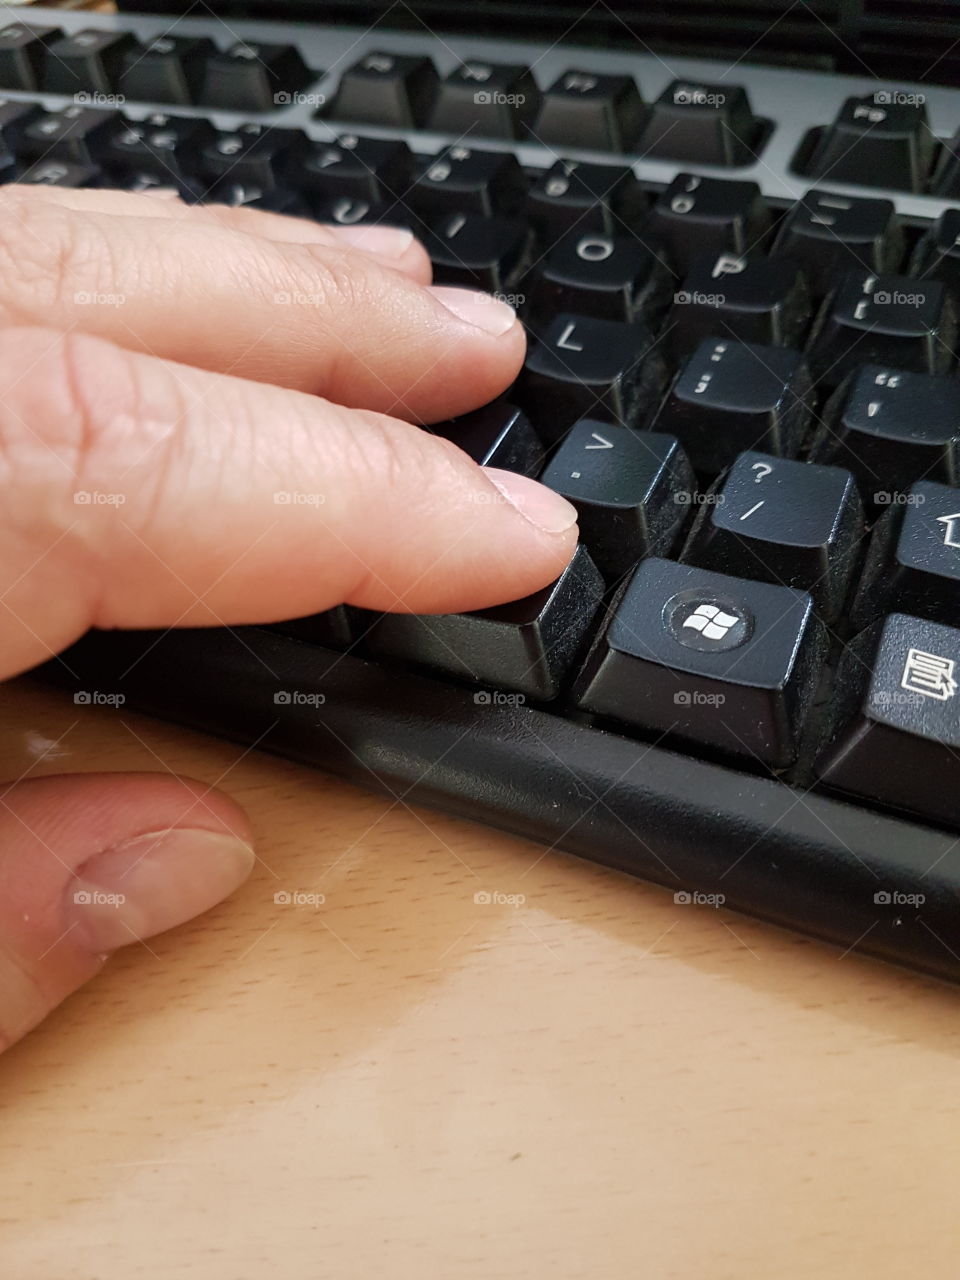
(329, 224, 415, 258)
(483, 467, 579, 534)
(67, 829, 256, 952)
(429, 285, 519, 337)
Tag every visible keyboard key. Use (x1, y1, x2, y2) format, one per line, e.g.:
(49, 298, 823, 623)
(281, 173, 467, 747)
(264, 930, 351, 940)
(540, 422, 693, 578)
(637, 79, 761, 167)
(299, 134, 410, 205)
(199, 41, 312, 112)
(93, 112, 214, 180)
(407, 144, 524, 218)
(0, 98, 40, 154)
(852, 481, 960, 629)
(13, 158, 99, 187)
(807, 272, 957, 390)
(647, 174, 770, 274)
(209, 180, 307, 214)
(366, 545, 603, 700)
(17, 105, 117, 165)
(423, 212, 530, 291)
(533, 70, 644, 151)
(118, 35, 215, 107)
(804, 93, 936, 193)
(649, 339, 813, 476)
(426, 60, 540, 140)
(816, 613, 960, 827)
(430, 403, 543, 475)
(326, 50, 438, 128)
(518, 313, 667, 442)
(668, 252, 811, 356)
(772, 189, 903, 298)
(683, 451, 862, 620)
(525, 159, 646, 242)
(811, 365, 960, 502)
(0, 21, 59, 91)
(527, 228, 673, 324)
(195, 124, 305, 189)
(40, 28, 136, 96)
(910, 209, 960, 291)
(117, 169, 202, 201)
(575, 557, 823, 767)
(312, 194, 411, 229)
(931, 128, 960, 199)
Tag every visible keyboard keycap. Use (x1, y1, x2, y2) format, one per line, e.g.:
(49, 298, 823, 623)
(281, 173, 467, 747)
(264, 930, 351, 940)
(199, 41, 312, 112)
(540, 422, 693, 578)
(533, 70, 644, 151)
(525, 159, 646, 242)
(668, 252, 811, 356)
(852, 481, 960, 628)
(408, 145, 524, 218)
(649, 339, 813, 476)
(638, 79, 761, 167)
(807, 271, 957, 390)
(312, 194, 411, 229)
(931, 128, 960, 199)
(647, 174, 770, 274)
(209, 180, 307, 214)
(118, 35, 215, 106)
(366, 545, 603, 700)
(299, 134, 410, 205)
(17, 105, 117, 165)
(326, 51, 438, 128)
(772, 189, 903, 298)
(575, 557, 824, 767)
(426, 60, 539, 140)
(910, 209, 960, 290)
(430, 403, 543, 475)
(811, 365, 960, 502)
(0, 21, 59, 91)
(683, 450, 862, 620)
(117, 169, 202, 201)
(13, 158, 99, 187)
(423, 212, 530, 292)
(527, 229, 673, 324)
(93, 112, 214, 180)
(816, 613, 960, 827)
(804, 94, 936, 193)
(0, 98, 40, 154)
(40, 28, 136, 96)
(518, 313, 667, 442)
(195, 124, 305, 189)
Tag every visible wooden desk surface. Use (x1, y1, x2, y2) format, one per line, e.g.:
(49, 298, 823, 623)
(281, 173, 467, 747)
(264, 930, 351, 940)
(2, 676, 958, 1279)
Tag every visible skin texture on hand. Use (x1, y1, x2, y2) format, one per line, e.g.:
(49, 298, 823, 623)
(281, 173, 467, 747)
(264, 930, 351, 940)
(0, 185, 579, 1052)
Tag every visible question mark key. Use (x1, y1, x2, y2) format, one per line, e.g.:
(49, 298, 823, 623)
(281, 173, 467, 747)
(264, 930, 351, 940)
(682, 450, 862, 622)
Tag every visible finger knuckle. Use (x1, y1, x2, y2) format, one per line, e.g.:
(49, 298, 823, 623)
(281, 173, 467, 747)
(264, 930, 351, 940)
(0, 196, 119, 321)
(286, 242, 378, 315)
(0, 328, 144, 513)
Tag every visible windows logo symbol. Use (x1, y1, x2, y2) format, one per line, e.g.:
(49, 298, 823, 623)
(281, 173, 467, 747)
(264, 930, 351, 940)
(664, 590, 754, 653)
(682, 603, 740, 642)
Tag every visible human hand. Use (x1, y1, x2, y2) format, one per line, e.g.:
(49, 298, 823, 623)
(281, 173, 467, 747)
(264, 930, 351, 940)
(0, 185, 578, 1051)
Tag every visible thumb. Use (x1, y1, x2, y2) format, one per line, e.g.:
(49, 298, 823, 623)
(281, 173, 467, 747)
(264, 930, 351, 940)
(0, 772, 255, 1052)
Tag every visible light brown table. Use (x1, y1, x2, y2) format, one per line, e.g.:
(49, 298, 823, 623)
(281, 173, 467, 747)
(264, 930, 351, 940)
(2, 675, 959, 1279)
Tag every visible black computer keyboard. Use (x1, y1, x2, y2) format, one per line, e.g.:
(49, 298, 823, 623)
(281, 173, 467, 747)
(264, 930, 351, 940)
(12, 4, 960, 981)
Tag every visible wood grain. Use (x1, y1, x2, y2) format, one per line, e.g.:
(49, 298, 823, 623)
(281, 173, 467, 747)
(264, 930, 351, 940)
(1, 676, 958, 1279)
